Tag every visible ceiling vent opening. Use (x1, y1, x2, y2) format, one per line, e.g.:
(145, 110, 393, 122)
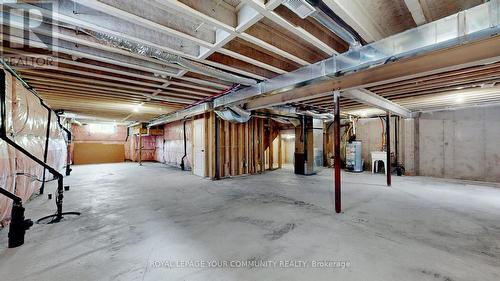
(282, 0, 316, 19)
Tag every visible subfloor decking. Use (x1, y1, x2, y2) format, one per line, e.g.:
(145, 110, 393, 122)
(1, 163, 499, 281)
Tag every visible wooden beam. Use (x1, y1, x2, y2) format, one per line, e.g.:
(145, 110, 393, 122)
(223, 38, 300, 72)
(207, 52, 277, 79)
(239, 33, 309, 66)
(342, 89, 412, 118)
(155, 0, 235, 32)
(201, 56, 268, 81)
(218, 48, 287, 74)
(273, 5, 349, 53)
(404, 0, 427, 25)
(245, 0, 339, 55)
(22, 66, 168, 89)
(245, 19, 329, 64)
(25, 78, 199, 102)
(19, 71, 160, 92)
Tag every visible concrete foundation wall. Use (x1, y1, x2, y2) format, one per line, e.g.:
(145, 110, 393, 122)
(346, 105, 500, 182)
(403, 118, 416, 175)
(418, 105, 500, 182)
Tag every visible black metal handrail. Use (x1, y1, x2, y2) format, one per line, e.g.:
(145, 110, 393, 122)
(0, 59, 79, 248)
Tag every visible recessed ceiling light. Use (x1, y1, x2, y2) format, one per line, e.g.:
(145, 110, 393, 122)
(455, 96, 465, 103)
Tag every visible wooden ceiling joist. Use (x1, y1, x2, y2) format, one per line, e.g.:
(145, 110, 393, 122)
(1, 0, 493, 121)
(245, 18, 330, 64)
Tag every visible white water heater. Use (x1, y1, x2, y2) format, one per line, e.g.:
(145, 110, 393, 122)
(346, 141, 363, 172)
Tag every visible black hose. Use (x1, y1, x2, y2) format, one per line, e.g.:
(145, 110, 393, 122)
(180, 120, 188, 170)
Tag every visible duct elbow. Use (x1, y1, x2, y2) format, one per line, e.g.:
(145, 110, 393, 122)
(215, 106, 251, 123)
(283, 0, 365, 50)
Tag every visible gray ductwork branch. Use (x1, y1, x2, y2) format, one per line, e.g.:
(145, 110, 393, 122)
(215, 105, 251, 123)
(298, 110, 334, 120)
(268, 106, 334, 120)
(310, 10, 361, 49)
(84, 30, 258, 86)
(148, 103, 212, 127)
(306, 0, 365, 48)
(283, 0, 365, 49)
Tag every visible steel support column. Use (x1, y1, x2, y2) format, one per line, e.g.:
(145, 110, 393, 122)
(333, 92, 341, 213)
(386, 111, 392, 186)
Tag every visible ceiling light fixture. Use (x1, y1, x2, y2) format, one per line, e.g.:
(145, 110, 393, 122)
(133, 103, 144, 112)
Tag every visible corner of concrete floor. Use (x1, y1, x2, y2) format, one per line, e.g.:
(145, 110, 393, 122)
(1, 162, 499, 281)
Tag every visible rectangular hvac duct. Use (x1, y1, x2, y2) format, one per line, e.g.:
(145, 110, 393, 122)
(213, 1, 500, 109)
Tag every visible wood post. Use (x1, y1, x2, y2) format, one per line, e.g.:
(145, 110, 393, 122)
(278, 132, 282, 169)
(249, 119, 254, 174)
(238, 124, 244, 174)
(215, 115, 220, 180)
(230, 123, 236, 176)
(269, 120, 274, 170)
(244, 122, 249, 174)
(201, 116, 282, 178)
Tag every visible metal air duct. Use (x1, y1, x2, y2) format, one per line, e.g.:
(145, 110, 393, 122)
(85, 30, 258, 86)
(214, 105, 251, 123)
(283, 0, 365, 49)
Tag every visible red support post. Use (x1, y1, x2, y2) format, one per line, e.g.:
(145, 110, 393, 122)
(334, 92, 341, 213)
(386, 111, 392, 187)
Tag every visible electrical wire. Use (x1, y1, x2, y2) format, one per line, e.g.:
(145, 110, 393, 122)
(15, 172, 58, 183)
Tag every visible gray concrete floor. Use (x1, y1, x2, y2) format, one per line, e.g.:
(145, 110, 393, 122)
(1, 163, 500, 281)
